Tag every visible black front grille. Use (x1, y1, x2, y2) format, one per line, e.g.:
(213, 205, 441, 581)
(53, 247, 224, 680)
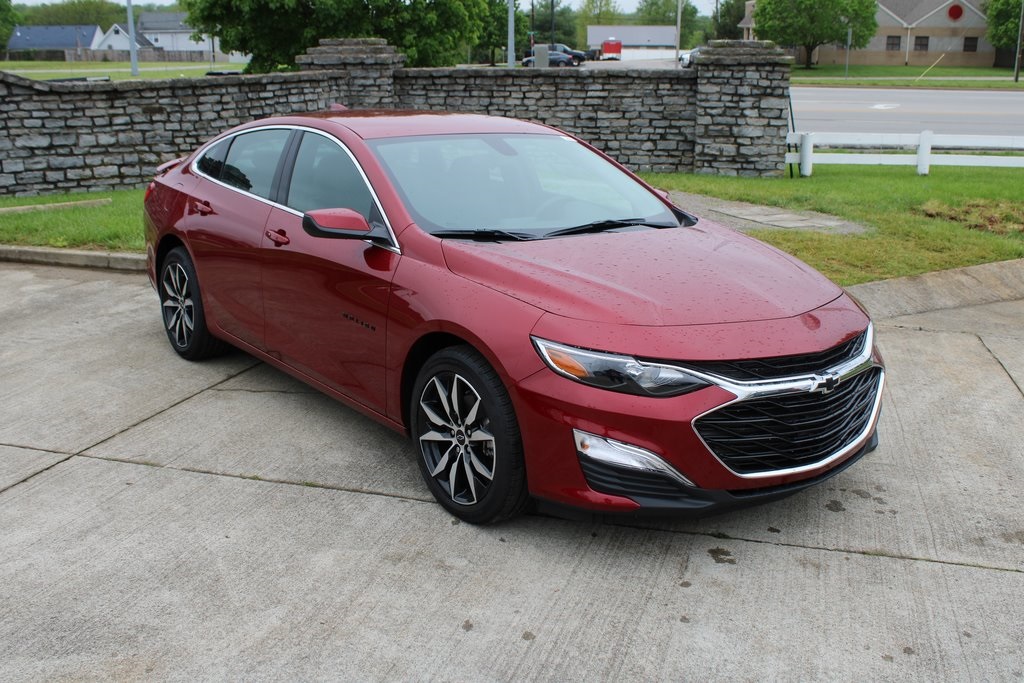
(680, 330, 867, 382)
(579, 456, 689, 499)
(694, 367, 882, 474)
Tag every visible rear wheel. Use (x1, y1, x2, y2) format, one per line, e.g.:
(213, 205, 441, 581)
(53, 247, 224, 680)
(158, 247, 228, 360)
(411, 346, 528, 524)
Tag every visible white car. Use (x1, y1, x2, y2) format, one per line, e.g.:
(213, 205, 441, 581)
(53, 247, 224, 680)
(679, 47, 702, 67)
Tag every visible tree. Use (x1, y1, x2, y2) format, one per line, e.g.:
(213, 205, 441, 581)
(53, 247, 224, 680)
(530, 0, 577, 48)
(575, 0, 619, 48)
(986, 0, 1023, 50)
(17, 0, 125, 31)
(634, 0, 698, 47)
(473, 0, 529, 64)
(753, 0, 876, 68)
(182, 0, 489, 72)
(712, 0, 745, 39)
(1, 0, 19, 49)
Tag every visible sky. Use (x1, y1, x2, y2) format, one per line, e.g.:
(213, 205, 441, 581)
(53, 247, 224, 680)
(14, 0, 720, 15)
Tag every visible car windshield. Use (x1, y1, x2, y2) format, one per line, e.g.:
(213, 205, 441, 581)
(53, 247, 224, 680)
(367, 133, 677, 237)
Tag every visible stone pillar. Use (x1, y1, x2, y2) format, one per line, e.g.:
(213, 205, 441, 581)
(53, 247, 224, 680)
(295, 38, 406, 108)
(693, 40, 793, 177)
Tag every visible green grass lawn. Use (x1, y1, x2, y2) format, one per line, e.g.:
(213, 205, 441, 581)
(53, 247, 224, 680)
(793, 64, 1016, 78)
(641, 166, 1024, 285)
(0, 190, 146, 252)
(3, 166, 1024, 285)
(1, 60, 239, 81)
(790, 64, 1024, 89)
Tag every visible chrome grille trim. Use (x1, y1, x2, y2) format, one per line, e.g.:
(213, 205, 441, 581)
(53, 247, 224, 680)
(688, 323, 885, 479)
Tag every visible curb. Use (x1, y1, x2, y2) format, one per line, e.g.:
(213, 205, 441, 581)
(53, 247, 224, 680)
(847, 258, 1024, 320)
(0, 245, 146, 273)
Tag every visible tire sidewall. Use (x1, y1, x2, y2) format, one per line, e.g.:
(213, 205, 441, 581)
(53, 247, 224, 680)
(411, 348, 525, 524)
(159, 247, 209, 359)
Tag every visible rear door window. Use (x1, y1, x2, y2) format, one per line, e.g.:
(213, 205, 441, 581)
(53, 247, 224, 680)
(220, 129, 291, 199)
(196, 139, 229, 179)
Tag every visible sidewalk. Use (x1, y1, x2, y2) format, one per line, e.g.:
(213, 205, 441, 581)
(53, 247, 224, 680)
(669, 190, 868, 234)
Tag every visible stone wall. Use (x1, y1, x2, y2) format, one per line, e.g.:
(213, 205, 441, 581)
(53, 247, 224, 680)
(395, 68, 696, 173)
(694, 41, 791, 176)
(0, 38, 792, 197)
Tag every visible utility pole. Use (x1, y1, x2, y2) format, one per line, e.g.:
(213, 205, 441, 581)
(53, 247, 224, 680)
(550, 0, 555, 44)
(675, 0, 682, 65)
(126, 0, 139, 77)
(1015, 0, 1023, 83)
(507, 0, 515, 67)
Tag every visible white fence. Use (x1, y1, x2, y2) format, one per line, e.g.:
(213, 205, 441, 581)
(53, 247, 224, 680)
(785, 131, 1024, 176)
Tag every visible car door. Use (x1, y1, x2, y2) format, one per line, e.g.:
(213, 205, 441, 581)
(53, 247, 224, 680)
(186, 128, 293, 350)
(260, 129, 400, 415)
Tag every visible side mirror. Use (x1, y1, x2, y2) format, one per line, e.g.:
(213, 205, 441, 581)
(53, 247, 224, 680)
(302, 208, 372, 238)
(303, 208, 394, 247)
(654, 188, 671, 202)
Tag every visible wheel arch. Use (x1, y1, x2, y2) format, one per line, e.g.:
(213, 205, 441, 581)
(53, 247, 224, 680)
(155, 233, 187, 277)
(400, 331, 476, 435)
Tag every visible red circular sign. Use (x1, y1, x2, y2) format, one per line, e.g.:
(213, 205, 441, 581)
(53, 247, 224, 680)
(948, 4, 964, 20)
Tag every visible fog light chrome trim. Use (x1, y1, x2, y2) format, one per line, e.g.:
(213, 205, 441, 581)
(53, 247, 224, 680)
(573, 429, 695, 488)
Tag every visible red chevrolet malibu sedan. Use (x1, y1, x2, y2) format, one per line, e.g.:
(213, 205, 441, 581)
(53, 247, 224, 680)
(144, 111, 885, 524)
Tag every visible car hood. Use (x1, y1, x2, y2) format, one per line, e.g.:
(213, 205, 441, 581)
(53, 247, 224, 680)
(441, 222, 843, 326)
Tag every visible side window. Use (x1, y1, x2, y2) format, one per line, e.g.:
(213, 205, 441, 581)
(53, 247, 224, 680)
(285, 132, 375, 219)
(220, 129, 291, 199)
(196, 139, 229, 179)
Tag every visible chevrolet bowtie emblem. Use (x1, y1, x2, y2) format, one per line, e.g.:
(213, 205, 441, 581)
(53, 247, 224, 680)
(812, 372, 842, 394)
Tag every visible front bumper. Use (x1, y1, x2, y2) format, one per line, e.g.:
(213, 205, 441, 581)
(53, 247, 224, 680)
(511, 341, 884, 516)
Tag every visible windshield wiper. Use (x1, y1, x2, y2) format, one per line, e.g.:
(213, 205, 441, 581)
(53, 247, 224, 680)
(543, 218, 676, 239)
(431, 229, 538, 242)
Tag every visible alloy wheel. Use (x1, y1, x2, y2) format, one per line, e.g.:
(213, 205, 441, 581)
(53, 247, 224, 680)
(161, 262, 194, 348)
(417, 372, 497, 506)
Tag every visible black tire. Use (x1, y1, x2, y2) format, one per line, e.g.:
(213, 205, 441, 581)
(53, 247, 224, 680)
(158, 246, 228, 360)
(572, 56, 581, 66)
(411, 346, 529, 524)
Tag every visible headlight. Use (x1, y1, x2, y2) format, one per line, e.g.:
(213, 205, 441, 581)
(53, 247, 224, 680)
(532, 337, 709, 397)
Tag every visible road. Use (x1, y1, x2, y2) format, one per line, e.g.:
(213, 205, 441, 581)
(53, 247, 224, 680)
(790, 87, 1024, 135)
(1, 260, 1023, 679)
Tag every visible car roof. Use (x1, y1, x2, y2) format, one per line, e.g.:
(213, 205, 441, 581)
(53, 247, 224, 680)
(262, 110, 559, 140)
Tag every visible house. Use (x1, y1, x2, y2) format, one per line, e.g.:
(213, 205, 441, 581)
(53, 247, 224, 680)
(134, 11, 244, 62)
(586, 25, 678, 60)
(94, 24, 156, 52)
(6, 25, 102, 54)
(136, 12, 214, 53)
(740, 1, 995, 67)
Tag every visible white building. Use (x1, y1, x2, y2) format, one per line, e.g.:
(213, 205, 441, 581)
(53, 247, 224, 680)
(94, 24, 155, 52)
(586, 25, 679, 60)
(136, 12, 247, 63)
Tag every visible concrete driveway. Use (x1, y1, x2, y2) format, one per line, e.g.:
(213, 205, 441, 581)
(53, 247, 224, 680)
(1, 261, 1022, 680)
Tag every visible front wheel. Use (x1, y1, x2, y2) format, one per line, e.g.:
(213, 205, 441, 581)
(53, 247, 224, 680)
(411, 346, 528, 524)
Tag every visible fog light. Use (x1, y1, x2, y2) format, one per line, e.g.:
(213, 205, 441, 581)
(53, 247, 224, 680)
(573, 429, 695, 488)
